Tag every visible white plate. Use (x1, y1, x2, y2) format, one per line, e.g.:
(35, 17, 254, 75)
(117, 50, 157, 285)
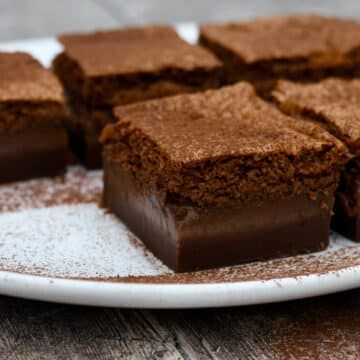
(0, 26, 359, 308)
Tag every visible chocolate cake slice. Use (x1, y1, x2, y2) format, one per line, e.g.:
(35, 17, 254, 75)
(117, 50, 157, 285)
(0, 52, 68, 183)
(200, 15, 360, 97)
(101, 82, 347, 272)
(273, 78, 360, 241)
(53, 25, 222, 168)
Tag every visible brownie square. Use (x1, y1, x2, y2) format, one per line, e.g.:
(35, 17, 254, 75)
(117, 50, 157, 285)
(200, 15, 360, 97)
(53, 25, 222, 167)
(0, 52, 68, 183)
(273, 78, 360, 241)
(101, 82, 347, 272)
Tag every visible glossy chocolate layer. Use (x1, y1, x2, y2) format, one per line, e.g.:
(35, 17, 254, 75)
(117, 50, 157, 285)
(332, 158, 360, 242)
(66, 125, 102, 169)
(0, 127, 68, 183)
(272, 79, 360, 242)
(104, 159, 333, 272)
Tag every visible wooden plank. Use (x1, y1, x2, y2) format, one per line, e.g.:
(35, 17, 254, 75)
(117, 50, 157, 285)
(0, 2, 360, 358)
(0, 298, 185, 359)
(154, 289, 360, 359)
(0, 290, 358, 359)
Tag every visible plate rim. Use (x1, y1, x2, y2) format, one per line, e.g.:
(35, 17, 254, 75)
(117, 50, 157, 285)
(0, 265, 359, 308)
(0, 32, 359, 308)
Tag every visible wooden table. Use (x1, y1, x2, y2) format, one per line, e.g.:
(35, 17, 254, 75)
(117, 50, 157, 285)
(1, 1, 360, 358)
(0, 289, 359, 359)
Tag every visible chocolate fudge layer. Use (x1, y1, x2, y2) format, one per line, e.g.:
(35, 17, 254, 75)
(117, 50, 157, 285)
(53, 25, 222, 167)
(63, 99, 113, 168)
(0, 52, 68, 183)
(273, 78, 360, 241)
(200, 15, 360, 96)
(101, 82, 347, 272)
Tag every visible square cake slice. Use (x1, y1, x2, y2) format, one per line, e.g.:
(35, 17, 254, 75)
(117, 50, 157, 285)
(54, 25, 222, 107)
(200, 15, 360, 96)
(273, 78, 360, 241)
(0, 52, 68, 183)
(53, 25, 222, 168)
(101, 82, 347, 272)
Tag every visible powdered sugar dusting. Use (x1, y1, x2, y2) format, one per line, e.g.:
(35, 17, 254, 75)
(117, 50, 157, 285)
(0, 166, 359, 283)
(0, 166, 102, 212)
(0, 203, 171, 278)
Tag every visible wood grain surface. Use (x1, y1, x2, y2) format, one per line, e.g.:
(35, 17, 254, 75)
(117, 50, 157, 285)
(1, 1, 360, 358)
(0, 289, 359, 359)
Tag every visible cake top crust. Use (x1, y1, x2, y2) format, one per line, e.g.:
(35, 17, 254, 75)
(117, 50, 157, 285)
(0, 52, 64, 103)
(200, 15, 360, 63)
(105, 82, 344, 164)
(58, 25, 221, 77)
(273, 78, 360, 151)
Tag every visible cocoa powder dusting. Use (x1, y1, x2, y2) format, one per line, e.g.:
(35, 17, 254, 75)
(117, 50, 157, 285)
(0, 167, 358, 285)
(200, 15, 360, 64)
(0, 166, 102, 212)
(113, 237, 360, 284)
(103, 83, 347, 208)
